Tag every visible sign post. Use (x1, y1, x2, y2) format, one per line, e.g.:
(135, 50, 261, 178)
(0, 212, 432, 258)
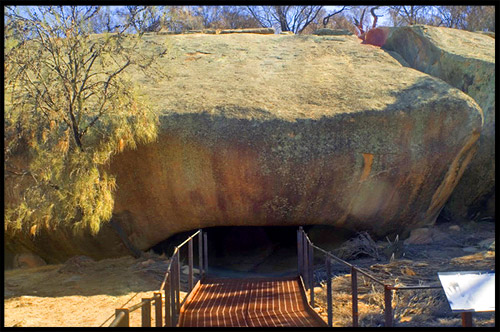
(437, 271, 495, 327)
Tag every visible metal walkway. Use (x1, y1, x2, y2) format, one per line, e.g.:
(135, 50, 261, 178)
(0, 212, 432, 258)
(178, 276, 326, 327)
(109, 227, 442, 328)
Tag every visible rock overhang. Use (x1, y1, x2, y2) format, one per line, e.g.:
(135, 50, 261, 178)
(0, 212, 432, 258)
(108, 32, 483, 251)
(4, 30, 488, 263)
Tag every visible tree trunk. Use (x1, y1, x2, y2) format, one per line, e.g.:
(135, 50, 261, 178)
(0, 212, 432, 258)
(68, 106, 84, 152)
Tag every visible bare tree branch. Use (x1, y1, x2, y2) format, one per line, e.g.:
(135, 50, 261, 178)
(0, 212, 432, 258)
(353, 8, 367, 36)
(323, 6, 347, 26)
(370, 6, 382, 29)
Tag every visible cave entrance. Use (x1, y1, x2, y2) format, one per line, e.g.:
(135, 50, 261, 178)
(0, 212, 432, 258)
(150, 225, 355, 278)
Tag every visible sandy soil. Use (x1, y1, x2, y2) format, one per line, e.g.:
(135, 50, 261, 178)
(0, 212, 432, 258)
(4, 220, 495, 327)
(4, 254, 188, 327)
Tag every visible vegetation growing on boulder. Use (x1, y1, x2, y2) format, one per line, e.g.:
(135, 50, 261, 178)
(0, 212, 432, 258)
(4, 6, 166, 235)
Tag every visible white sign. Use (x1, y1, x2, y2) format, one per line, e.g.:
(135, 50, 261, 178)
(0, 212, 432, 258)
(437, 271, 495, 312)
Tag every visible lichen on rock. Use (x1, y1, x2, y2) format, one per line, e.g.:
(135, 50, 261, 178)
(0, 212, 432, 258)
(5, 31, 486, 263)
(380, 25, 495, 222)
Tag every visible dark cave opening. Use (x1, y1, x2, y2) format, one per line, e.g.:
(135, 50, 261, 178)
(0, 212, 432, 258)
(150, 225, 356, 277)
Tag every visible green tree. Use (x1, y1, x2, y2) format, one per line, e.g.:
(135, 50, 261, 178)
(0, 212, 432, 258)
(4, 6, 167, 235)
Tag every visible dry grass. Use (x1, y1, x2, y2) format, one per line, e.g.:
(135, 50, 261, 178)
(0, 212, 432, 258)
(314, 274, 387, 327)
(311, 247, 495, 327)
(4, 221, 495, 327)
(310, 219, 495, 328)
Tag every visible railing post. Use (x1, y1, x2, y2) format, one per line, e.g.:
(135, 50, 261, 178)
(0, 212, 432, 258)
(199, 229, 204, 277)
(203, 231, 208, 274)
(141, 298, 151, 327)
(384, 285, 393, 327)
(165, 274, 172, 327)
(115, 309, 129, 327)
(326, 257, 332, 327)
(303, 233, 309, 289)
(351, 267, 358, 327)
(308, 243, 315, 307)
(188, 238, 194, 291)
(297, 227, 303, 277)
(302, 229, 305, 276)
(154, 291, 162, 327)
(170, 264, 177, 326)
(302, 231, 306, 281)
(175, 251, 181, 315)
(461, 312, 473, 327)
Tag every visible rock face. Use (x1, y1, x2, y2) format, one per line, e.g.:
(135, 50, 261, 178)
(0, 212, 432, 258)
(313, 28, 353, 36)
(380, 25, 495, 222)
(13, 253, 47, 269)
(5, 32, 484, 262)
(108, 33, 482, 251)
(404, 227, 439, 245)
(4, 222, 131, 267)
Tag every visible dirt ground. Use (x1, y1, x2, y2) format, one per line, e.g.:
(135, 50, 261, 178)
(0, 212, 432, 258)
(3, 220, 495, 327)
(4, 253, 188, 327)
(310, 220, 495, 327)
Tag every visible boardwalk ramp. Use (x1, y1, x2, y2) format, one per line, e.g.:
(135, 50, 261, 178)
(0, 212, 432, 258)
(178, 276, 326, 327)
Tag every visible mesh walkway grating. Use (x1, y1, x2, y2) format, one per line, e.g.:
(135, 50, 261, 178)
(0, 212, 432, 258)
(178, 276, 326, 327)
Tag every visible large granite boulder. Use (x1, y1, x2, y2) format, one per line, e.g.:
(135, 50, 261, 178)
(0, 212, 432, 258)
(108, 33, 483, 251)
(5, 32, 483, 262)
(13, 252, 47, 269)
(380, 25, 495, 222)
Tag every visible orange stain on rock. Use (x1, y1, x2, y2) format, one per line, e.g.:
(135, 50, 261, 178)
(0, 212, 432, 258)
(360, 153, 374, 182)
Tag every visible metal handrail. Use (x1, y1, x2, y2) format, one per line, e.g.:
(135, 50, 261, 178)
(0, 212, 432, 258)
(297, 227, 442, 327)
(158, 229, 201, 291)
(159, 247, 177, 292)
(391, 284, 442, 290)
(301, 228, 440, 288)
(128, 299, 150, 313)
(108, 226, 443, 327)
(108, 228, 207, 327)
(175, 230, 201, 249)
(109, 311, 126, 327)
(310, 243, 385, 286)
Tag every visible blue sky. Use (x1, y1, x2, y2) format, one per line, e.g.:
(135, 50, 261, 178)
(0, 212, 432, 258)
(325, 5, 393, 27)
